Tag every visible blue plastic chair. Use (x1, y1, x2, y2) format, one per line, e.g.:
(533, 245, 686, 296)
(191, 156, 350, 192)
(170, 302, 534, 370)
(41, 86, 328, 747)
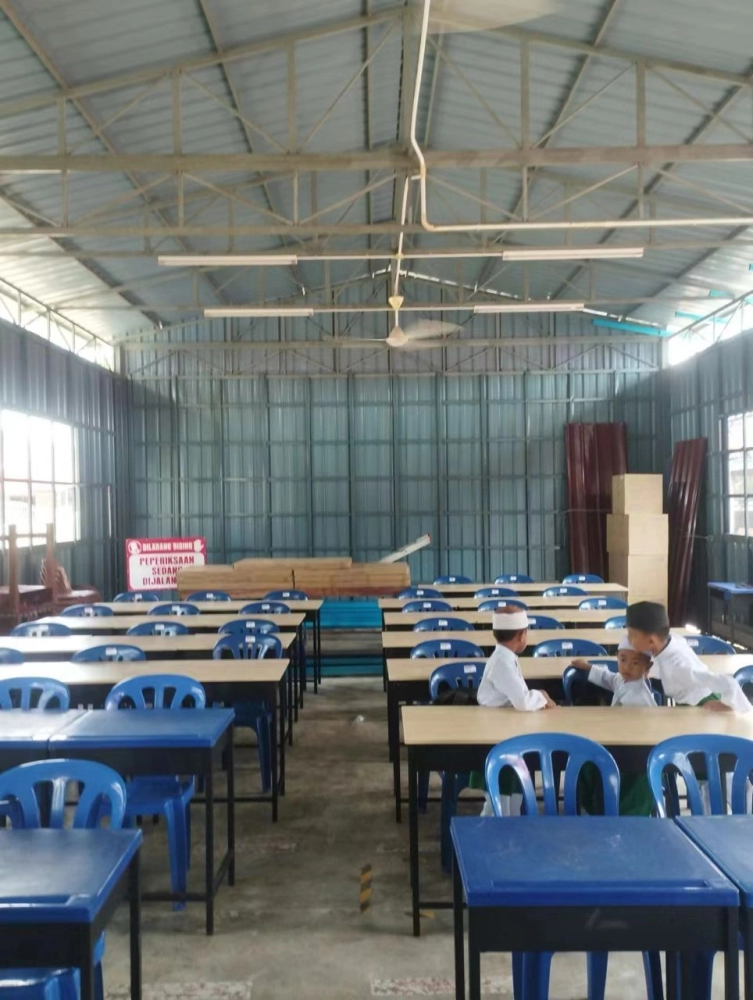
(563, 573, 604, 584)
(685, 634, 736, 655)
(475, 586, 518, 598)
(533, 638, 607, 658)
(126, 620, 189, 636)
(433, 575, 472, 585)
(578, 597, 628, 611)
(398, 587, 442, 599)
(562, 660, 617, 706)
(148, 602, 200, 616)
(186, 590, 231, 602)
(478, 598, 528, 613)
(105, 676, 206, 910)
(542, 585, 587, 598)
(604, 615, 627, 629)
(265, 589, 309, 601)
(60, 604, 113, 618)
(0, 678, 70, 711)
(10, 622, 71, 638)
(0, 648, 24, 665)
(527, 615, 563, 630)
(213, 634, 282, 792)
(734, 664, 753, 698)
(402, 599, 453, 613)
(648, 735, 753, 1000)
(0, 758, 128, 1000)
(413, 617, 475, 633)
(113, 591, 160, 603)
(495, 574, 533, 585)
(218, 618, 280, 635)
(485, 735, 657, 1000)
(239, 601, 291, 615)
(410, 638, 484, 659)
(71, 644, 146, 663)
(0, 968, 80, 1000)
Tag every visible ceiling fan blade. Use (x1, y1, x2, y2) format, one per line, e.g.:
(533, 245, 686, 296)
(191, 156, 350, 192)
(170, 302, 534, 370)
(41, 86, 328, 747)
(400, 320, 463, 341)
(414, 0, 562, 33)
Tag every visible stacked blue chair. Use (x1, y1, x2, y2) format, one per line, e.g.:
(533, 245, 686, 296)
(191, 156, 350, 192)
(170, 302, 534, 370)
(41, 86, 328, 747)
(477, 598, 528, 613)
(399, 587, 442, 599)
(265, 590, 309, 601)
(71, 644, 146, 663)
(604, 615, 626, 629)
(10, 622, 71, 638)
(533, 638, 607, 658)
(578, 597, 628, 611)
(542, 585, 587, 598)
(126, 620, 189, 636)
(0, 648, 24, 664)
(239, 601, 291, 615)
(213, 634, 283, 792)
(485, 734, 659, 1000)
(218, 618, 280, 635)
(495, 574, 533, 585)
(0, 678, 70, 711)
(413, 617, 475, 633)
(402, 599, 452, 613)
(685, 634, 736, 655)
(475, 586, 518, 599)
(148, 602, 199, 617)
(60, 604, 113, 618)
(105, 675, 206, 910)
(0, 758, 128, 1000)
(186, 590, 231, 602)
(433, 575, 472, 585)
(526, 615, 563, 630)
(410, 638, 484, 659)
(113, 591, 160, 603)
(563, 573, 604, 584)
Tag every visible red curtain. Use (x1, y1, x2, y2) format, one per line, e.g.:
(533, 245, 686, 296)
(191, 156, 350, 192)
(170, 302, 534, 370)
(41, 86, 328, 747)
(668, 438, 707, 625)
(565, 423, 628, 578)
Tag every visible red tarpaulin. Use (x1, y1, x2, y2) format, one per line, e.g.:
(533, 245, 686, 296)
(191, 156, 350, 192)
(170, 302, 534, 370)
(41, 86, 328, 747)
(565, 423, 628, 579)
(668, 438, 707, 626)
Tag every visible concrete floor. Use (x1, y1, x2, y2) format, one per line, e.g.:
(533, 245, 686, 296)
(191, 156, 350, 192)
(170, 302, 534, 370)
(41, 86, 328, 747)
(103, 678, 728, 999)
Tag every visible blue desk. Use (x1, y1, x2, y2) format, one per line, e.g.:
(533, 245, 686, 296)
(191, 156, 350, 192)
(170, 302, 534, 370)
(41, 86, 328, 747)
(0, 710, 84, 768)
(451, 816, 740, 1000)
(50, 709, 235, 936)
(678, 816, 753, 999)
(708, 582, 753, 645)
(0, 828, 142, 1000)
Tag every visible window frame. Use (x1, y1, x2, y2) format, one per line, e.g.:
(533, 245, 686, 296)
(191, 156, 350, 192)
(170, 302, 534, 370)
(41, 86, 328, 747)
(722, 410, 753, 538)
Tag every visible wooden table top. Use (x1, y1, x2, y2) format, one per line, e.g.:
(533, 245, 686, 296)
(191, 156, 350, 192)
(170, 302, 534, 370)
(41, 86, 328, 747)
(402, 704, 753, 746)
(379, 596, 603, 610)
(0, 632, 297, 658)
(36, 613, 304, 633)
(422, 582, 629, 596)
(383, 610, 626, 628)
(386, 653, 753, 684)
(382, 628, 691, 652)
(0, 658, 291, 686)
(102, 600, 322, 615)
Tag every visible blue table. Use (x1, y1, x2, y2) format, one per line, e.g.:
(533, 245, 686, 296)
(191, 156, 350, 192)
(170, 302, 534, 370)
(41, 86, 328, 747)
(678, 816, 753, 999)
(451, 816, 740, 1000)
(0, 828, 142, 1000)
(708, 582, 753, 645)
(0, 710, 84, 768)
(49, 709, 235, 935)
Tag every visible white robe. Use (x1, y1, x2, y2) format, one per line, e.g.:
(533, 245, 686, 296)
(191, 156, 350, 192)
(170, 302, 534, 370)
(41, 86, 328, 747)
(587, 664, 657, 707)
(477, 644, 547, 710)
(648, 634, 751, 713)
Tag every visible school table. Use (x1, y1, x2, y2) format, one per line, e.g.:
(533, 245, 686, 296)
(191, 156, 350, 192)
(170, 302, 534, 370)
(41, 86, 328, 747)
(0, 829, 143, 1000)
(4, 659, 291, 821)
(379, 596, 606, 612)
(451, 816, 739, 1000)
(49, 708, 235, 935)
(383, 610, 628, 630)
(0, 709, 85, 768)
(422, 581, 629, 598)
(708, 583, 753, 648)
(402, 704, 753, 936)
(677, 815, 753, 1000)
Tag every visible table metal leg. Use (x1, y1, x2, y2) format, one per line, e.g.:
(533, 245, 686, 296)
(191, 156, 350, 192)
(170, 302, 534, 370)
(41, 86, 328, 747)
(316, 610, 322, 688)
(286, 653, 294, 748)
(80, 949, 96, 1000)
(226, 729, 236, 887)
(279, 678, 286, 797)
(408, 748, 420, 937)
(745, 911, 752, 1000)
(292, 630, 300, 723)
(129, 850, 142, 1000)
(666, 952, 678, 1000)
(271, 687, 279, 823)
(727, 907, 741, 1000)
(204, 764, 215, 935)
(453, 849, 465, 1000)
(468, 921, 481, 1000)
(679, 953, 693, 1000)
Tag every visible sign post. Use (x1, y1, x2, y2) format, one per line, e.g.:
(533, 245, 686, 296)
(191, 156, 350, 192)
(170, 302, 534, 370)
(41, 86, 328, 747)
(125, 537, 207, 591)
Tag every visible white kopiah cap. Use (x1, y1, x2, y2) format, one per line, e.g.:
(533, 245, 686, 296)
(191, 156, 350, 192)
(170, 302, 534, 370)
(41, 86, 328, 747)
(619, 634, 645, 653)
(493, 610, 529, 631)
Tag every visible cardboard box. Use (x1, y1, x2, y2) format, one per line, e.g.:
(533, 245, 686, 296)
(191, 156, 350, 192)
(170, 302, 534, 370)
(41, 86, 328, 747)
(607, 513, 668, 556)
(612, 474, 664, 515)
(609, 553, 668, 606)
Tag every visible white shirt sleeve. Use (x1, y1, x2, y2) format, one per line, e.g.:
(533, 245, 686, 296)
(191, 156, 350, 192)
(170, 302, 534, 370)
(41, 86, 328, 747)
(650, 637, 752, 713)
(504, 666, 548, 711)
(588, 664, 619, 692)
(477, 645, 548, 711)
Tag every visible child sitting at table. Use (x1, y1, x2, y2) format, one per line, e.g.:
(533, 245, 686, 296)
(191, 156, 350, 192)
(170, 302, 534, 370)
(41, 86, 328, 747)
(475, 607, 556, 815)
(626, 601, 751, 713)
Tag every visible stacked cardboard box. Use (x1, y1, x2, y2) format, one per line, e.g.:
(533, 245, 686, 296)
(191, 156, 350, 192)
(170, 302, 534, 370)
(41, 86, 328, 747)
(607, 475, 668, 605)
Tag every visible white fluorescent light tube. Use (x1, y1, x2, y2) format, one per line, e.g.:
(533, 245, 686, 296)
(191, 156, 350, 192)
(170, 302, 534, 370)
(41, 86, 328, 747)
(474, 302, 585, 314)
(502, 247, 644, 261)
(159, 255, 298, 267)
(204, 307, 314, 318)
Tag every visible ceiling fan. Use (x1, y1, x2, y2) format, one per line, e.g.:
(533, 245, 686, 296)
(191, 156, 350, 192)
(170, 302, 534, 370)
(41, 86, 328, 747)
(365, 295, 463, 349)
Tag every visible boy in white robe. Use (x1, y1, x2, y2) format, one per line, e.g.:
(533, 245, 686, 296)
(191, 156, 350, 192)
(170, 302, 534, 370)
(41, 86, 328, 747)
(571, 635, 656, 707)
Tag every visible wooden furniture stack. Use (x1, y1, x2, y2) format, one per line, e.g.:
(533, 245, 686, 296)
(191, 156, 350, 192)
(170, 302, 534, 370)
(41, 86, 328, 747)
(607, 474, 668, 605)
